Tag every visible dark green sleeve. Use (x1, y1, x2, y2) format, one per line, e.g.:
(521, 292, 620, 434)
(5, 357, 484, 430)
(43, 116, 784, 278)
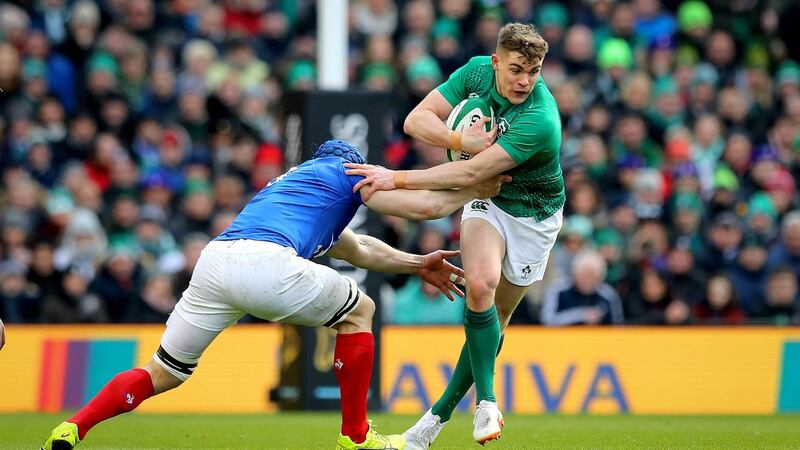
(496, 110, 558, 164)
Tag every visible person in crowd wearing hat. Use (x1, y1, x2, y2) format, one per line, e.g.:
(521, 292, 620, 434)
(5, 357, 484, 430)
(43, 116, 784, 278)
(361, 62, 396, 93)
(775, 60, 800, 99)
(284, 59, 316, 91)
(707, 165, 740, 217)
(676, 0, 712, 53)
(669, 191, 705, 253)
(592, 38, 633, 105)
(594, 227, 628, 288)
(406, 55, 443, 99)
(700, 211, 744, 273)
(746, 192, 778, 242)
(540, 249, 623, 325)
(41, 140, 506, 450)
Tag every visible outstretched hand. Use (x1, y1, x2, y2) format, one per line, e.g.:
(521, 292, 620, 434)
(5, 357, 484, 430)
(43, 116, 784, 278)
(417, 250, 466, 301)
(345, 163, 396, 201)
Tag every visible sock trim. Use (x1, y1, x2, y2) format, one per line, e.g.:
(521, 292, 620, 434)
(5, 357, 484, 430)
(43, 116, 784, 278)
(464, 305, 498, 328)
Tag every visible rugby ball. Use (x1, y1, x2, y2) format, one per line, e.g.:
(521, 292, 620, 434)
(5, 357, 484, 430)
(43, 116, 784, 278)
(445, 95, 494, 162)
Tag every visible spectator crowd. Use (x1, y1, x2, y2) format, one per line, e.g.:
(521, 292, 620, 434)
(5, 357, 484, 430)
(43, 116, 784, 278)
(0, 0, 799, 326)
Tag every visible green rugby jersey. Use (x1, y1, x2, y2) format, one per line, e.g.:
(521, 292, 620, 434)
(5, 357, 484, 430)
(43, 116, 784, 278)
(437, 56, 565, 221)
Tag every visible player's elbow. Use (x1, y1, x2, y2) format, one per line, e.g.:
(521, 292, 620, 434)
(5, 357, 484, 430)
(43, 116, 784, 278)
(403, 115, 416, 136)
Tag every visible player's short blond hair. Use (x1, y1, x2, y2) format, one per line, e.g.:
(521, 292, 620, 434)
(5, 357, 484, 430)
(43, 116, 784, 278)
(496, 23, 549, 63)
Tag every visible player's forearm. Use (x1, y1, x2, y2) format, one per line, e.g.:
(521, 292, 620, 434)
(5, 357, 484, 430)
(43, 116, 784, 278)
(421, 188, 476, 218)
(403, 160, 483, 190)
(404, 108, 452, 148)
(347, 234, 423, 274)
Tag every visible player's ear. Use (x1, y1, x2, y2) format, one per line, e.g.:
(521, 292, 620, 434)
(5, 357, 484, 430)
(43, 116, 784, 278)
(491, 53, 500, 70)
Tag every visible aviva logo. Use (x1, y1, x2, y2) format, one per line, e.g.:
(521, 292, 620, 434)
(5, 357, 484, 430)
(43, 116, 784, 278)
(471, 200, 489, 211)
(38, 339, 137, 412)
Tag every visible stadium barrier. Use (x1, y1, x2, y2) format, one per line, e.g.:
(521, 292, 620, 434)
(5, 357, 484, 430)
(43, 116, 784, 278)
(2, 325, 800, 414)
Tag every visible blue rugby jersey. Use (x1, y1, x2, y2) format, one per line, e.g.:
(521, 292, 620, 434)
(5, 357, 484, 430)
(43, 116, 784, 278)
(215, 157, 363, 259)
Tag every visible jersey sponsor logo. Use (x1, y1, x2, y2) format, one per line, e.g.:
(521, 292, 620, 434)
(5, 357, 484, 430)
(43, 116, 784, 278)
(470, 200, 489, 212)
(497, 117, 509, 137)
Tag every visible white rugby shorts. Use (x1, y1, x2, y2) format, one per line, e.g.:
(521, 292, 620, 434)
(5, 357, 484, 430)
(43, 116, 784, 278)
(461, 199, 563, 286)
(156, 239, 361, 379)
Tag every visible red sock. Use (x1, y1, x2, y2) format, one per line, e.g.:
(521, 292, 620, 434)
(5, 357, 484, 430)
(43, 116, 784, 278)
(68, 368, 154, 439)
(334, 332, 374, 443)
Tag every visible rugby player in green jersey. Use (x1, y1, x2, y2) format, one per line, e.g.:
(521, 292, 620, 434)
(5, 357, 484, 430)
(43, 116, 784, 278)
(346, 23, 564, 448)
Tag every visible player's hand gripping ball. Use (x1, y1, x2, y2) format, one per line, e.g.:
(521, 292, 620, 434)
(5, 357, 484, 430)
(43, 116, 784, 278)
(445, 94, 494, 161)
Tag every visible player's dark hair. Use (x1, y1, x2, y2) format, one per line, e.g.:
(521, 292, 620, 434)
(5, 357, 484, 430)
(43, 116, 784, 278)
(497, 23, 548, 63)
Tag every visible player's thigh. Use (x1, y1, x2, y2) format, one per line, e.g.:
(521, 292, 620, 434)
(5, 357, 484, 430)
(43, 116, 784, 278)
(501, 208, 563, 286)
(495, 274, 529, 329)
(214, 240, 365, 330)
(461, 216, 506, 306)
(155, 245, 247, 385)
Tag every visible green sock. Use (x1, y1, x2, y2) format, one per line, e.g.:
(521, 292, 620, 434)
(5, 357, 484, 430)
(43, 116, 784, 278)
(431, 333, 505, 422)
(431, 342, 471, 422)
(465, 305, 500, 403)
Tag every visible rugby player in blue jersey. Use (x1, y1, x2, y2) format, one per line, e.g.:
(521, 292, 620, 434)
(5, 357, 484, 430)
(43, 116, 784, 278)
(41, 140, 507, 450)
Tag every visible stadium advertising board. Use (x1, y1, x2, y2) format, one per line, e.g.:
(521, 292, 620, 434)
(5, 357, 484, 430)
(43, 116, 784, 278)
(382, 327, 800, 414)
(0, 325, 282, 413)
(3, 325, 800, 414)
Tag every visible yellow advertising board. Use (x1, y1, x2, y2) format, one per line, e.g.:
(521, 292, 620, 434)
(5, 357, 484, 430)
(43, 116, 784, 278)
(0, 325, 282, 413)
(381, 327, 800, 414)
(3, 325, 800, 414)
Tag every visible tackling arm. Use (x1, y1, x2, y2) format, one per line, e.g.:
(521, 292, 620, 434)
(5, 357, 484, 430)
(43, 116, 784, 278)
(327, 228, 465, 300)
(327, 228, 423, 274)
(346, 144, 518, 200)
(362, 174, 508, 220)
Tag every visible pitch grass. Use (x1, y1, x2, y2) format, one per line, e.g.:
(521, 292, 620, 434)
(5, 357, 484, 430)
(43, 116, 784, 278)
(3, 413, 800, 449)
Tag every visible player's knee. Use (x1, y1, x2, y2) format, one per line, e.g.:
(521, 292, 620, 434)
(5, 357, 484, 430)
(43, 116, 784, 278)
(467, 276, 498, 303)
(336, 293, 374, 332)
(151, 345, 198, 390)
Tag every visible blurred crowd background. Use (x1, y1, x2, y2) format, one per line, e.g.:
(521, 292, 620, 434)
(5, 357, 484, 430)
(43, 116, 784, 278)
(0, 0, 798, 326)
